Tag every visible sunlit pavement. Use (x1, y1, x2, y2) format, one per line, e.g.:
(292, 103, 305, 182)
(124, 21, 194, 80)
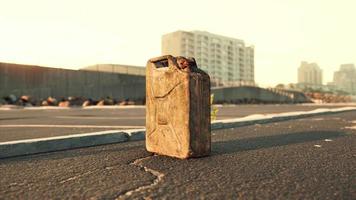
(0, 104, 353, 142)
(0, 111, 355, 199)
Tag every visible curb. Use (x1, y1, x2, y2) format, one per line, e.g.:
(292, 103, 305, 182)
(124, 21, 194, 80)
(1, 107, 355, 159)
(211, 107, 356, 130)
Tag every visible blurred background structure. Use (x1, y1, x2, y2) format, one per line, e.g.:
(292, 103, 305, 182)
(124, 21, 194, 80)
(331, 64, 356, 95)
(297, 61, 323, 89)
(162, 30, 254, 87)
(0, 62, 145, 101)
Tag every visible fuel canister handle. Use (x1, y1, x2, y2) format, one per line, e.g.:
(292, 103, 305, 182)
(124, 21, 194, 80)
(149, 55, 179, 70)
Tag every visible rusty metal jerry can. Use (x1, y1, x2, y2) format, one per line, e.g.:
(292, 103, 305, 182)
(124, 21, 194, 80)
(146, 55, 211, 159)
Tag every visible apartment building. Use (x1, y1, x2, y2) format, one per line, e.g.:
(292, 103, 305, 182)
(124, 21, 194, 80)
(332, 64, 356, 94)
(162, 30, 255, 86)
(297, 61, 323, 88)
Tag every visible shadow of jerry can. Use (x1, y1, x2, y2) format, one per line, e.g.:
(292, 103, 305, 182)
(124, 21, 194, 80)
(146, 55, 211, 159)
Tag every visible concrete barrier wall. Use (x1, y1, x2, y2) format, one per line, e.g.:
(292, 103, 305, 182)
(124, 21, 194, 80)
(82, 64, 146, 76)
(0, 62, 146, 100)
(212, 86, 310, 103)
(0, 62, 309, 103)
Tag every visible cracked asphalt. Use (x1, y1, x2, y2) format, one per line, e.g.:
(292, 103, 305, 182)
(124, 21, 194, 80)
(0, 111, 355, 199)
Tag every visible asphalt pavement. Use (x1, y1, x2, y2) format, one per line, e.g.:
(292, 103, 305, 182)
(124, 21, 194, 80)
(0, 104, 354, 142)
(0, 111, 355, 199)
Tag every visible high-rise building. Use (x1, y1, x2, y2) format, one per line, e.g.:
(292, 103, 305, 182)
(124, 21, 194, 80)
(162, 30, 254, 86)
(297, 61, 323, 87)
(332, 64, 356, 94)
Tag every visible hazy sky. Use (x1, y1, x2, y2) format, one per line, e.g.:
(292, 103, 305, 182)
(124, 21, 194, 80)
(1, 0, 355, 86)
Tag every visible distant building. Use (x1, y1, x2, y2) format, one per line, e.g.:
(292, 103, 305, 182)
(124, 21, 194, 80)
(297, 61, 323, 89)
(162, 30, 254, 86)
(81, 64, 145, 76)
(332, 64, 356, 94)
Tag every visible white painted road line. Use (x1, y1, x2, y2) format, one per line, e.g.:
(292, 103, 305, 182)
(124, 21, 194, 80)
(0, 125, 145, 129)
(345, 126, 356, 130)
(55, 116, 145, 120)
(0, 130, 129, 158)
